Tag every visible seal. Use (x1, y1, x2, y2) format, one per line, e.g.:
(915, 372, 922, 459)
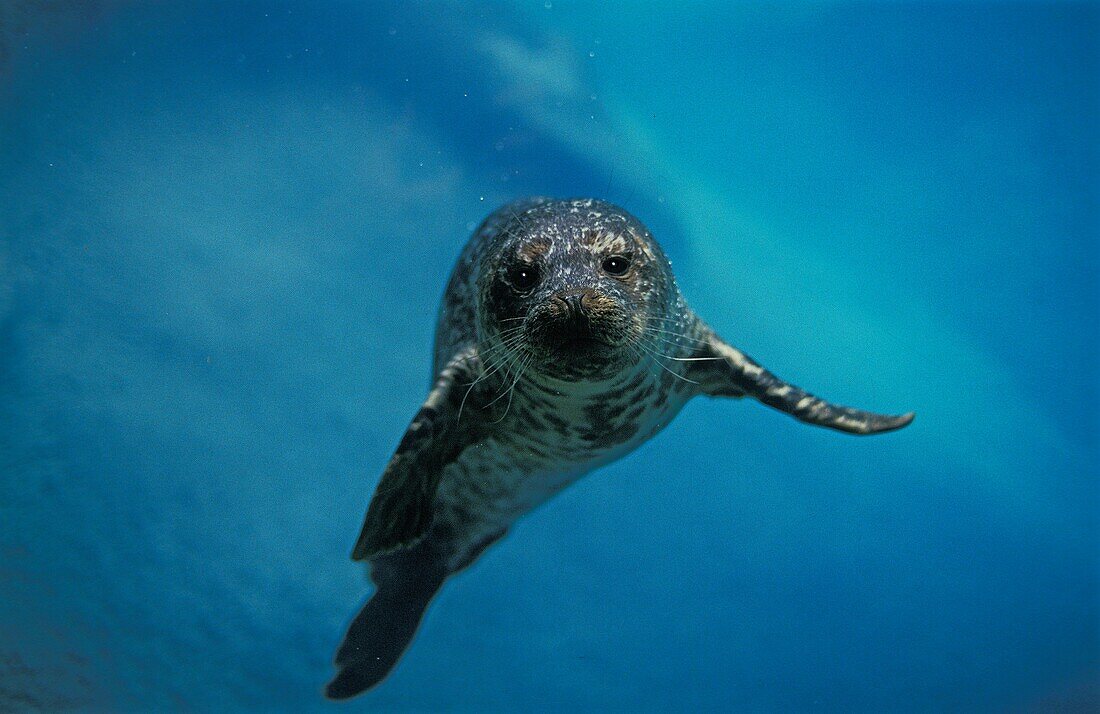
(325, 198, 913, 699)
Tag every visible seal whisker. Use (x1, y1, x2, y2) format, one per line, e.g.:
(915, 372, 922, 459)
(642, 324, 709, 341)
(625, 336, 667, 384)
(467, 336, 525, 385)
(461, 347, 520, 422)
(635, 342, 700, 385)
(458, 351, 506, 423)
(464, 341, 518, 384)
(643, 331, 699, 353)
(483, 342, 528, 400)
(638, 335, 725, 364)
(648, 351, 726, 362)
(490, 351, 533, 424)
(482, 340, 522, 358)
(478, 328, 527, 352)
(641, 328, 712, 352)
(486, 330, 524, 347)
(458, 332, 530, 422)
(483, 349, 530, 412)
(506, 209, 538, 239)
(641, 325, 708, 342)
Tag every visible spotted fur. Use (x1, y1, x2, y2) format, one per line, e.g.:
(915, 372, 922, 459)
(329, 198, 913, 698)
(425, 198, 704, 564)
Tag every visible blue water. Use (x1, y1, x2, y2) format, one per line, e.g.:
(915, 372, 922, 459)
(1, 2, 1096, 711)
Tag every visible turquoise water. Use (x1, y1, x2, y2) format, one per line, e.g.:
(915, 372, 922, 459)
(0, 2, 1096, 710)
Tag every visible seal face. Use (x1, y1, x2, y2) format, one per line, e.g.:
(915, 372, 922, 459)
(326, 198, 915, 699)
(477, 200, 676, 382)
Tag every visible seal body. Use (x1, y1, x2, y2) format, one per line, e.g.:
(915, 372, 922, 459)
(432, 362, 695, 566)
(429, 198, 703, 565)
(326, 198, 913, 699)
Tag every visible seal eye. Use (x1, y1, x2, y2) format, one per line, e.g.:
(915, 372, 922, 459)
(508, 264, 540, 292)
(601, 255, 631, 277)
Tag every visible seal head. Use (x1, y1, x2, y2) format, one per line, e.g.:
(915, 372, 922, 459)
(479, 199, 676, 381)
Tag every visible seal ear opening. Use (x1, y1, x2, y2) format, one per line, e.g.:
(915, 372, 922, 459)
(688, 326, 914, 436)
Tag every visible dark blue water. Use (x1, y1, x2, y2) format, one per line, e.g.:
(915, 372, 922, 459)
(1, 2, 1096, 711)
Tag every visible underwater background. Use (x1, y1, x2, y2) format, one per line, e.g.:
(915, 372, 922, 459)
(0, 2, 1096, 711)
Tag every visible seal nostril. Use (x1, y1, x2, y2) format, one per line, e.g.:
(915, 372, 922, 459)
(555, 290, 600, 319)
(549, 295, 570, 316)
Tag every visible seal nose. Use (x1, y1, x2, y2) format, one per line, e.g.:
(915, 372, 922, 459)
(563, 292, 587, 318)
(552, 289, 594, 322)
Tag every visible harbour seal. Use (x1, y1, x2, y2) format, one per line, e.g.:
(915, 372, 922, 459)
(326, 197, 913, 698)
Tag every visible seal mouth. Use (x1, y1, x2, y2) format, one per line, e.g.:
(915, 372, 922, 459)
(535, 332, 627, 379)
(555, 334, 610, 354)
(535, 321, 616, 354)
(513, 289, 633, 377)
(561, 335, 601, 348)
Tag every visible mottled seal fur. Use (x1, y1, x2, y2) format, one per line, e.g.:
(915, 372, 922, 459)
(326, 198, 913, 698)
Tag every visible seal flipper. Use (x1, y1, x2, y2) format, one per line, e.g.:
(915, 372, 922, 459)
(326, 542, 448, 699)
(351, 348, 486, 561)
(687, 323, 914, 435)
(331, 345, 502, 699)
(327, 530, 507, 699)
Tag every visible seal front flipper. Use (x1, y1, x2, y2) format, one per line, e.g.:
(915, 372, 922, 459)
(686, 323, 914, 435)
(351, 348, 486, 560)
(327, 348, 489, 700)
